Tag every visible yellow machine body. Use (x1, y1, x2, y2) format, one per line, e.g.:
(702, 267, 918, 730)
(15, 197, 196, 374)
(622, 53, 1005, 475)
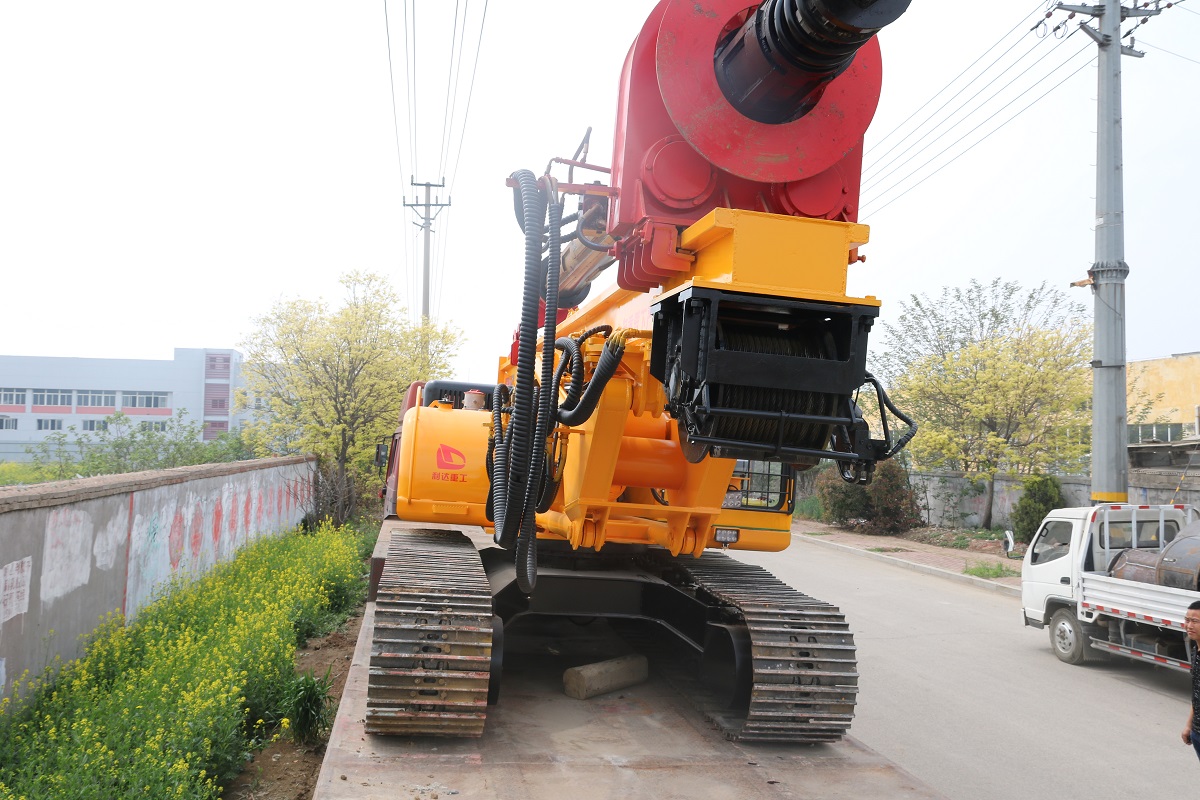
(392, 209, 872, 555)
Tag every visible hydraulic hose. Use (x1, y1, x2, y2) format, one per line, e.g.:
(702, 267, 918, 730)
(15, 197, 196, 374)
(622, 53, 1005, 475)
(557, 335, 626, 427)
(514, 200, 565, 593)
(864, 372, 917, 459)
(494, 170, 546, 550)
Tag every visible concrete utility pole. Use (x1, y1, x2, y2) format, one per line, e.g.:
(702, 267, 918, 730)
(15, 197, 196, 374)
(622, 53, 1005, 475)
(1057, 0, 1159, 502)
(404, 179, 451, 320)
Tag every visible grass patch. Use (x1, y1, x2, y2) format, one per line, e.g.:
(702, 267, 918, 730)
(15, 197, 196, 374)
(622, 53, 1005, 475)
(868, 546, 909, 553)
(0, 519, 367, 800)
(963, 562, 1020, 579)
(793, 495, 823, 521)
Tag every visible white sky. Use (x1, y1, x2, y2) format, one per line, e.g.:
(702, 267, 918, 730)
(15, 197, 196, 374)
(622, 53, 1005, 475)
(1, 1, 1196, 382)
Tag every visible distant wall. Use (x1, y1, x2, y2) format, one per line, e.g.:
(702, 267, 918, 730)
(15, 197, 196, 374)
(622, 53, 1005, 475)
(0, 456, 315, 698)
(911, 469, 1200, 529)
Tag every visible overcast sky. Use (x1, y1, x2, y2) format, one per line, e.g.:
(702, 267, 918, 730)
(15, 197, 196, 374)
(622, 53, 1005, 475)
(1, 1, 1196, 382)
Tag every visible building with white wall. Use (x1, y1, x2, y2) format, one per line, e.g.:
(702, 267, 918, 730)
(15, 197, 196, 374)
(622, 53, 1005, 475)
(0, 348, 247, 461)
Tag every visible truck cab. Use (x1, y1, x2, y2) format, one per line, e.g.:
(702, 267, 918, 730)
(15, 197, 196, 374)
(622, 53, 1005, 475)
(1019, 504, 1197, 668)
(1022, 505, 1188, 629)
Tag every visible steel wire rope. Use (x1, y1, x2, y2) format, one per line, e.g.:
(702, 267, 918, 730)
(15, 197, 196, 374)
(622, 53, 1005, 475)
(863, 29, 1077, 193)
(382, 0, 414, 316)
(436, 1, 464, 180)
(862, 48, 1097, 217)
(446, 0, 489, 196)
(864, 0, 1046, 160)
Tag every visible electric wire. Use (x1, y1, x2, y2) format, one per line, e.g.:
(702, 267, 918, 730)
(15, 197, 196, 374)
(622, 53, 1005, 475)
(864, 0, 1046, 159)
(382, 0, 413, 315)
(403, 0, 419, 173)
(863, 29, 1078, 192)
(446, 0, 489, 196)
(862, 49, 1097, 217)
(436, 1, 464, 180)
(1139, 39, 1200, 66)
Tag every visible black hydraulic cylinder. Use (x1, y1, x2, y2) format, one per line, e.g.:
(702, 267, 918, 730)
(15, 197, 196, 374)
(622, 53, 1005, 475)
(714, 0, 912, 124)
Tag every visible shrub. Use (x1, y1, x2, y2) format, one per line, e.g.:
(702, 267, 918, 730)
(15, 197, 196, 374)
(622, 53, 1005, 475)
(793, 494, 823, 520)
(1011, 474, 1066, 543)
(815, 467, 869, 524)
(862, 459, 923, 535)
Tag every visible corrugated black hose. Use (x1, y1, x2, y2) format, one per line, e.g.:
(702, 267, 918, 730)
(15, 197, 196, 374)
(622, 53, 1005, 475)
(513, 200, 566, 592)
(493, 170, 545, 550)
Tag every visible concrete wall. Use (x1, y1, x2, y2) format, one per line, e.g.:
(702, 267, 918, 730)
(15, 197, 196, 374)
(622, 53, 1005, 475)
(1129, 351, 1200, 425)
(0, 456, 315, 698)
(912, 469, 1200, 529)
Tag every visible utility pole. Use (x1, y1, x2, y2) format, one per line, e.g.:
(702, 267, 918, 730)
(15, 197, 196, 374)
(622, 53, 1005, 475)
(1056, 0, 1159, 503)
(404, 179, 450, 320)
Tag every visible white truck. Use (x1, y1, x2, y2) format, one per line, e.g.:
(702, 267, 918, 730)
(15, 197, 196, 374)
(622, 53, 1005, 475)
(1015, 504, 1200, 670)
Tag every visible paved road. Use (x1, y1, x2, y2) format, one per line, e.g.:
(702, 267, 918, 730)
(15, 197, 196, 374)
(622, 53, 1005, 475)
(731, 536, 1197, 800)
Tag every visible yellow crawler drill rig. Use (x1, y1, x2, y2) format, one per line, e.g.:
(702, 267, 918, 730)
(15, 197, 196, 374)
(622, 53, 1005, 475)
(372, 0, 916, 742)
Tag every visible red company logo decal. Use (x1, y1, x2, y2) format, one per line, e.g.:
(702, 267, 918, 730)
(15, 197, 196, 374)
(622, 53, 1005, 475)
(436, 444, 466, 470)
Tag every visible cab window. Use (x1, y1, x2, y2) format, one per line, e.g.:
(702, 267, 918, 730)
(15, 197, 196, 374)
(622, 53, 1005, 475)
(1030, 520, 1073, 565)
(1100, 520, 1180, 549)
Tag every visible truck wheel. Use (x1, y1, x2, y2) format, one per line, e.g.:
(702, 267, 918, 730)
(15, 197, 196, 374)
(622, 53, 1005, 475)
(1049, 608, 1091, 665)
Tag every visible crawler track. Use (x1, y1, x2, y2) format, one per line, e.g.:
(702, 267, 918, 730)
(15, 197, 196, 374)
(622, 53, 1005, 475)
(666, 553, 859, 743)
(365, 530, 494, 737)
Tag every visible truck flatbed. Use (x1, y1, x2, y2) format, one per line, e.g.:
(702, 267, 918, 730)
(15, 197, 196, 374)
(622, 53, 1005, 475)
(315, 527, 944, 800)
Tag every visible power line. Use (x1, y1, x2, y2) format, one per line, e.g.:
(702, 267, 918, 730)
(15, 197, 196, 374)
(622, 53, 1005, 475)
(437, 1, 466, 181)
(865, 0, 1046, 160)
(382, 0, 412, 307)
(862, 49, 1096, 217)
(403, 0, 418, 173)
(447, 0, 489, 195)
(1139, 39, 1200, 66)
(864, 29, 1080, 195)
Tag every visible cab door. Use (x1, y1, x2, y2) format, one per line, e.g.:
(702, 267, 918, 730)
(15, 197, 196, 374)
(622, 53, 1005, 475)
(1022, 519, 1076, 626)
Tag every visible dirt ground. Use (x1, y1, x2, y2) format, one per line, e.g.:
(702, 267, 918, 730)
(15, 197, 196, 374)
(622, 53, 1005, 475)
(223, 611, 364, 800)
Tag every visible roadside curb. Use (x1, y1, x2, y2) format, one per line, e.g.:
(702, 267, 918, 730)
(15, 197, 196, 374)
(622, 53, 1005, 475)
(794, 533, 1021, 598)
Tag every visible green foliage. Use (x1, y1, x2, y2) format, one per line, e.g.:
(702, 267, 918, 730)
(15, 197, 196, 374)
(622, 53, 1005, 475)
(0, 461, 50, 486)
(0, 521, 366, 799)
(963, 562, 1021, 579)
(1011, 474, 1066, 543)
(793, 494, 823, 520)
(240, 271, 461, 523)
(815, 468, 869, 524)
(282, 669, 336, 746)
(20, 411, 253, 485)
(876, 279, 1092, 479)
(861, 459, 923, 534)
(814, 461, 922, 534)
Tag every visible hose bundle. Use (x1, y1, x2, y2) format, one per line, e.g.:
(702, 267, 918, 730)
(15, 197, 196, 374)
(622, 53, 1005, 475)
(487, 171, 625, 594)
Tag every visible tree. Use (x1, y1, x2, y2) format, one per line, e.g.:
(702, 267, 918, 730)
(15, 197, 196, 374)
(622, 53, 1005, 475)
(25, 410, 249, 480)
(876, 279, 1091, 528)
(240, 271, 461, 523)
